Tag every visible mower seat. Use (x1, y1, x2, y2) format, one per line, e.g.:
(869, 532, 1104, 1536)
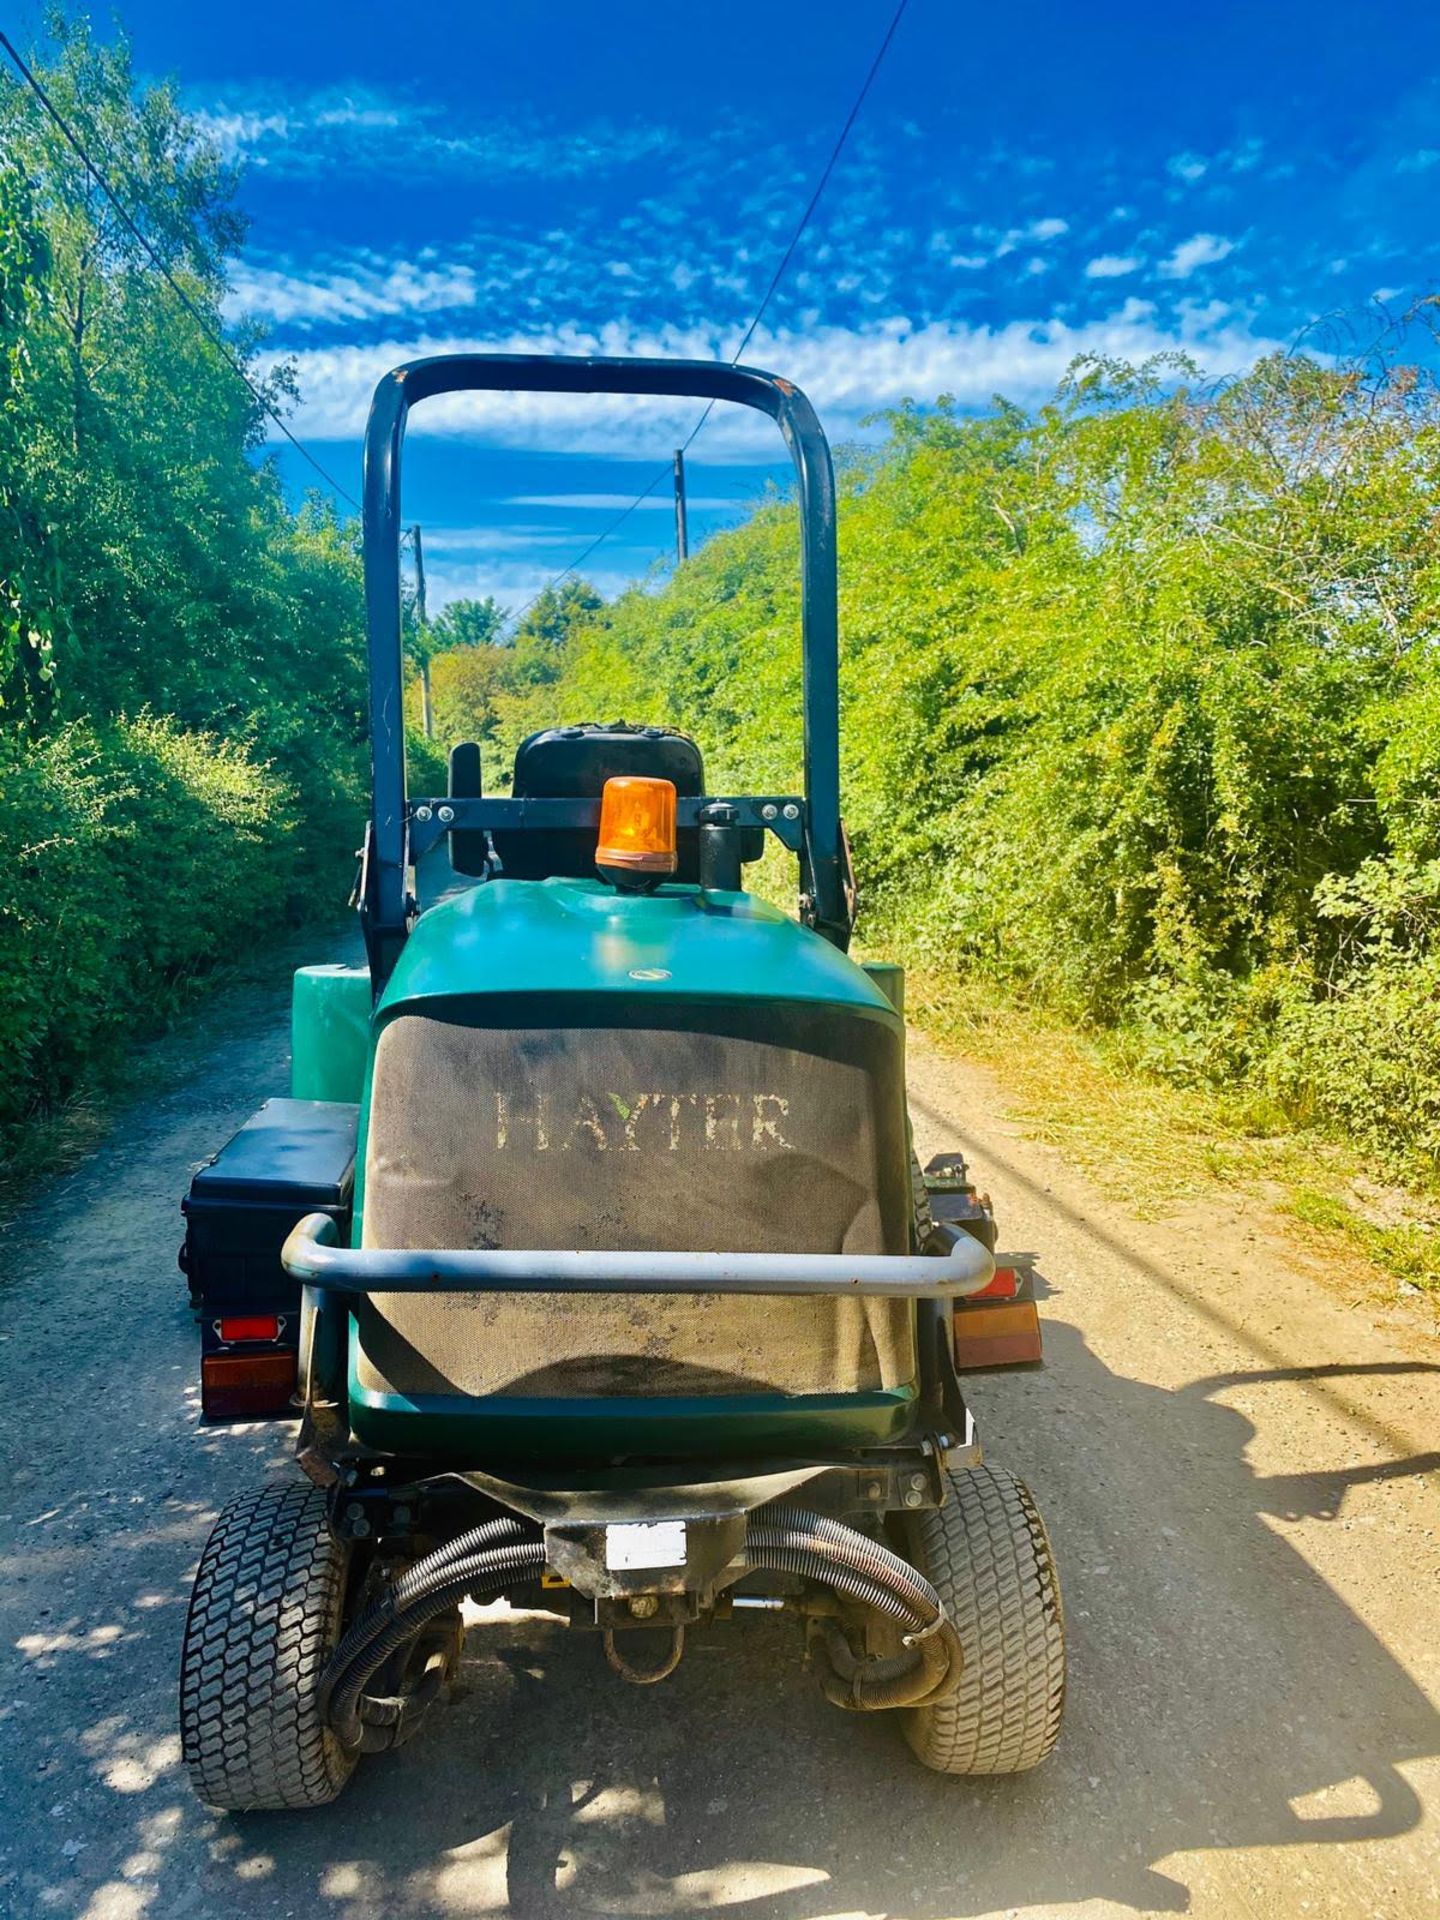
(493, 721, 704, 881)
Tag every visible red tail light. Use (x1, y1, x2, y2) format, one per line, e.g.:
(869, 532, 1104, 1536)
(969, 1266, 1019, 1302)
(217, 1313, 280, 1343)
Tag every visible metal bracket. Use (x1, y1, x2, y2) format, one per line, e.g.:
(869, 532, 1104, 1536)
(406, 793, 807, 863)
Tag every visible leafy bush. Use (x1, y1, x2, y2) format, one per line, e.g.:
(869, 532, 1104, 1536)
(0, 23, 367, 1161)
(497, 353, 1440, 1186)
(0, 717, 300, 1128)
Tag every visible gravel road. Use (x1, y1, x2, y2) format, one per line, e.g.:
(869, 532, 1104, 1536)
(1, 939, 1437, 1920)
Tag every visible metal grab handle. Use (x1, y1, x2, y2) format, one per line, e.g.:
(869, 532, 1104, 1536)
(282, 1213, 995, 1299)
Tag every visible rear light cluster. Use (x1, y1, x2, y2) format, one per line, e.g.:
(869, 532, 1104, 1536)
(202, 1312, 295, 1418)
(201, 1352, 297, 1418)
(954, 1255, 1042, 1369)
(921, 1151, 1044, 1371)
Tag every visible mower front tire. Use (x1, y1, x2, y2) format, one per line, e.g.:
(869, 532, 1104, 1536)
(180, 1478, 356, 1811)
(903, 1465, 1066, 1775)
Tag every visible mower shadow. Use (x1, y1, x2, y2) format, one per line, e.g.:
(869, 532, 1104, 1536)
(195, 1323, 1439, 1918)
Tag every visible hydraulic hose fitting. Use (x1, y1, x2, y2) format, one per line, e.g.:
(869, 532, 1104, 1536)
(741, 1505, 962, 1712)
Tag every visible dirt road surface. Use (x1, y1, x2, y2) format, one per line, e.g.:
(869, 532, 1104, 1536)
(2, 946, 1437, 1920)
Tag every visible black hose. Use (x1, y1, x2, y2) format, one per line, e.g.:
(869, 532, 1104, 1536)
(747, 1510, 940, 1617)
(323, 1513, 529, 1706)
(742, 1505, 961, 1711)
(322, 1525, 544, 1746)
(815, 1619, 957, 1710)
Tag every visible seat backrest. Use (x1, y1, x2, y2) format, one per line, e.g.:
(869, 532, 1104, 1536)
(493, 722, 704, 880)
(355, 1006, 916, 1408)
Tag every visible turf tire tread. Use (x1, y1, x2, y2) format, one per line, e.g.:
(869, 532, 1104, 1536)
(179, 1479, 355, 1811)
(905, 1464, 1066, 1775)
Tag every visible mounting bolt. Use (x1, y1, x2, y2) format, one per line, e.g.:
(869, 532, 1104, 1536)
(437, 805, 455, 823)
(782, 802, 801, 820)
(415, 805, 433, 822)
(903, 1489, 924, 1509)
(865, 1480, 884, 1501)
(345, 1501, 365, 1519)
(627, 1594, 660, 1619)
(760, 803, 778, 821)
(351, 1517, 371, 1538)
(908, 1472, 927, 1492)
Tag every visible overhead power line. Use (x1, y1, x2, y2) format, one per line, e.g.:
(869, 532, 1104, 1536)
(507, 0, 910, 633)
(0, 29, 362, 511)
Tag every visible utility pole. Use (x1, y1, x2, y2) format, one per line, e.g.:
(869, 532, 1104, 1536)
(410, 522, 434, 739)
(672, 448, 689, 565)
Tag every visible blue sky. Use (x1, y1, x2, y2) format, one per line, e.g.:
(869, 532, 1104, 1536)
(45, 1, 1440, 610)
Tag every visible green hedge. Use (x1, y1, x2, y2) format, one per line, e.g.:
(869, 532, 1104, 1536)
(0, 716, 331, 1131)
(0, 26, 369, 1163)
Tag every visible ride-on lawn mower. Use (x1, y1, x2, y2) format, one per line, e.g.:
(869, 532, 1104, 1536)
(177, 355, 1065, 1810)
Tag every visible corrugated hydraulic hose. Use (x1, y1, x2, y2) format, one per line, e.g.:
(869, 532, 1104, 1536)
(321, 1519, 545, 1747)
(743, 1506, 962, 1710)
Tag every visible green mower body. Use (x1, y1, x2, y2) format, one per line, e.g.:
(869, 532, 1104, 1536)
(295, 878, 918, 1464)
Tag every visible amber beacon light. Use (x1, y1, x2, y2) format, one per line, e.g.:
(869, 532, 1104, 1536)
(596, 776, 678, 890)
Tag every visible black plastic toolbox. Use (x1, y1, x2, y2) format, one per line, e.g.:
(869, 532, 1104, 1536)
(182, 1098, 358, 1417)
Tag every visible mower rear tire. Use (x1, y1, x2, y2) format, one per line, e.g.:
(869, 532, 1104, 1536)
(903, 1465, 1065, 1774)
(180, 1478, 356, 1811)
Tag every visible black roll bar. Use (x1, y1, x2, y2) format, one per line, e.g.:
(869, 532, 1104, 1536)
(360, 354, 846, 984)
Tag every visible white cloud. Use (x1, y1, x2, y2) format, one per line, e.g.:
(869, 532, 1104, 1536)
(1165, 140, 1265, 185)
(418, 527, 587, 554)
(190, 84, 679, 182)
(262, 305, 1289, 458)
(1159, 233, 1235, 278)
(192, 108, 289, 154)
(225, 257, 478, 326)
(425, 559, 641, 616)
(1084, 253, 1141, 279)
(1398, 148, 1440, 173)
(996, 216, 1069, 257)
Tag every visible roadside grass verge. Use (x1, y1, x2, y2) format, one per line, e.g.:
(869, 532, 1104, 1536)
(903, 966, 1440, 1312)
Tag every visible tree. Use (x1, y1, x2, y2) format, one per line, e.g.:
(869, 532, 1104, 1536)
(430, 595, 504, 652)
(430, 642, 510, 752)
(507, 578, 605, 689)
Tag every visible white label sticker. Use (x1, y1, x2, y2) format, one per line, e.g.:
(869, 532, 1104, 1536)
(605, 1520, 687, 1571)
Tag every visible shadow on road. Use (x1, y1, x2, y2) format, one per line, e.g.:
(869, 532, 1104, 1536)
(10, 1322, 1437, 1918)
